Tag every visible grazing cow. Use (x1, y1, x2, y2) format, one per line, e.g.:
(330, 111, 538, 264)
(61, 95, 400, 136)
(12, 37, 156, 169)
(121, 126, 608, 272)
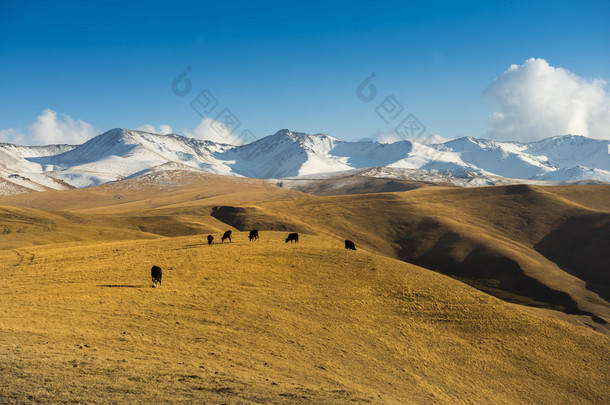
(345, 240, 356, 250)
(151, 265, 162, 288)
(285, 233, 299, 243)
(221, 230, 232, 243)
(207, 235, 214, 245)
(249, 229, 259, 241)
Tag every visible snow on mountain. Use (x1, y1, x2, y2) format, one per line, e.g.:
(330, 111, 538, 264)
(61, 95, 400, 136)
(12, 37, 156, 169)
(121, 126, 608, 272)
(224, 129, 349, 178)
(436, 137, 556, 179)
(330, 140, 415, 167)
(229, 130, 476, 178)
(525, 135, 610, 171)
(0, 128, 608, 195)
(28, 128, 236, 187)
(0, 143, 76, 193)
(533, 166, 610, 182)
(387, 142, 474, 171)
(0, 143, 75, 159)
(0, 143, 74, 172)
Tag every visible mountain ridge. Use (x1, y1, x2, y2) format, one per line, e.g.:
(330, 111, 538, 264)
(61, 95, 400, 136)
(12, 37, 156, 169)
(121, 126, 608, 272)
(0, 127, 608, 194)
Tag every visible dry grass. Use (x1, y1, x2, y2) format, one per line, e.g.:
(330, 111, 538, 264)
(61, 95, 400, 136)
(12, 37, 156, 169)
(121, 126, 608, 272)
(1, 175, 609, 403)
(252, 185, 610, 324)
(1, 180, 609, 325)
(1, 232, 609, 404)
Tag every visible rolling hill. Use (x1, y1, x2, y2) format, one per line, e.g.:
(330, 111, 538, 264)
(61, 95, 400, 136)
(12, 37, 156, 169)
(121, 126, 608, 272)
(222, 184, 610, 325)
(1, 171, 608, 325)
(0, 171, 609, 403)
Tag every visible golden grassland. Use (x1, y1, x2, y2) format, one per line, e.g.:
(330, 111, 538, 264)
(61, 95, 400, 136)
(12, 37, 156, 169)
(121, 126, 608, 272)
(1, 232, 609, 404)
(1, 173, 609, 403)
(1, 178, 608, 327)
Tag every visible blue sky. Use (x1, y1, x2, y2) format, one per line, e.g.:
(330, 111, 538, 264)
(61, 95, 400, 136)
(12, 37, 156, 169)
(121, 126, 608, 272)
(1, 0, 609, 145)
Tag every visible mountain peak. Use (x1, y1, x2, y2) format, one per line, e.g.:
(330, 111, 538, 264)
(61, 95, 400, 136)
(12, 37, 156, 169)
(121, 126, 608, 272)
(91, 127, 135, 143)
(271, 129, 339, 142)
(103, 127, 130, 136)
(274, 128, 293, 136)
(272, 129, 310, 141)
(534, 134, 601, 145)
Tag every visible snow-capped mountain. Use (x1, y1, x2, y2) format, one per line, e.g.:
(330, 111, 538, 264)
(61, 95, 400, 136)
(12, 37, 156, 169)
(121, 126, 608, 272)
(526, 135, 610, 171)
(26, 128, 235, 187)
(0, 128, 608, 195)
(0, 143, 76, 192)
(221, 129, 348, 178)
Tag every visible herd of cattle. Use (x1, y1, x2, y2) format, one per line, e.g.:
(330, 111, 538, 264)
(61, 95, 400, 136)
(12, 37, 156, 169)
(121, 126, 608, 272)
(150, 230, 357, 288)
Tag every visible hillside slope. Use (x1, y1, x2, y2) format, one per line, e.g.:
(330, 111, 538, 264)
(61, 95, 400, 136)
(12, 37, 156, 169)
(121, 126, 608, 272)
(0, 169, 306, 214)
(219, 184, 610, 325)
(1, 174, 608, 326)
(1, 233, 608, 404)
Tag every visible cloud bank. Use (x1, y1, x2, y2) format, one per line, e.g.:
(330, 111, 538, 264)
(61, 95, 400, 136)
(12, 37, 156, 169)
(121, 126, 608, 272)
(136, 124, 174, 135)
(0, 109, 95, 145)
(0, 113, 248, 147)
(183, 118, 246, 145)
(485, 58, 610, 141)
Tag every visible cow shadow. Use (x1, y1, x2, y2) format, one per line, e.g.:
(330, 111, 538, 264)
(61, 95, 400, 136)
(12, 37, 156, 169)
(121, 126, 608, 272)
(97, 284, 145, 288)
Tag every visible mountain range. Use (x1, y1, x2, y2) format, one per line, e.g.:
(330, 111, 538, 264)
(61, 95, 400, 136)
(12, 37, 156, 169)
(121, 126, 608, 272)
(1, 127, 609, 194)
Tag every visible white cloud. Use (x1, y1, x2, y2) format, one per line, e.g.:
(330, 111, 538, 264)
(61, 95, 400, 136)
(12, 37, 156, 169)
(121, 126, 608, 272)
(0, 109, 95, 145)
(0, 128, 25, 145)
(136, 124, 174, 135)
(485, 58, 610, 141)
(183, 118, 245, 145)
(375, 133, 403, 144)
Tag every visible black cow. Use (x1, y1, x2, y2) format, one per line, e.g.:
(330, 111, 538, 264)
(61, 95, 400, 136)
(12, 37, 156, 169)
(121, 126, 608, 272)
(285, 233, 299, 243)
(345, 240, 356, 250)
(151, 265, 162, 288)
(207, 235, 214, 245)
(249, 229, 259, 241)
(221, 230, 232, 243)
